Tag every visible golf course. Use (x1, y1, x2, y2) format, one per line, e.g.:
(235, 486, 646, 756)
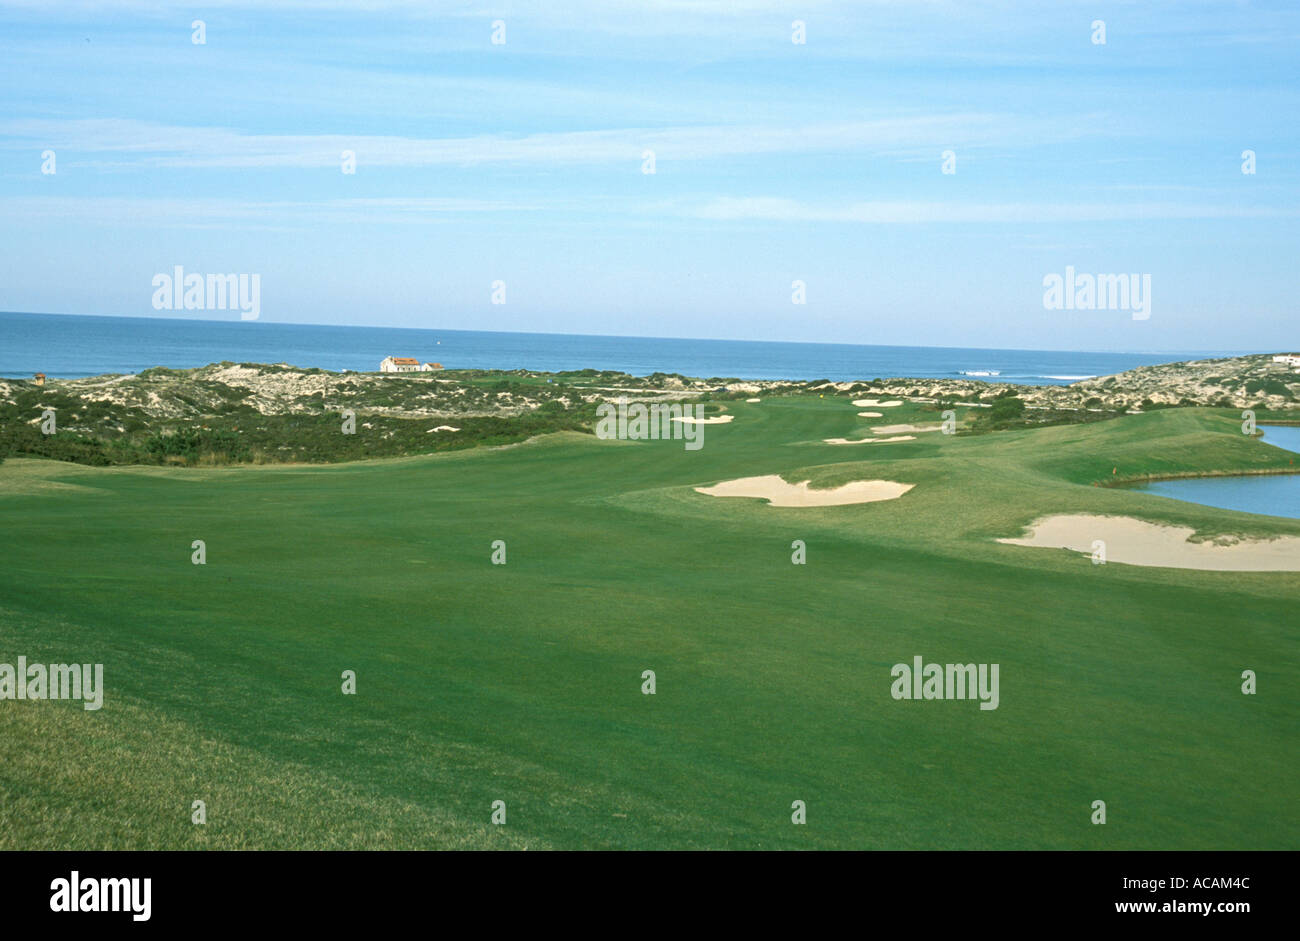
(0, 396, 1296, 850)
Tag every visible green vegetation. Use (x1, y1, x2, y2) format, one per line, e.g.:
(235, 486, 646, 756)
(1245, 377, 1295, 398)
(1, 398, 1296, 849)
(971, 392, 1025, 430)
(0, 393, 597, 467)
(4, 353, 1299, 470)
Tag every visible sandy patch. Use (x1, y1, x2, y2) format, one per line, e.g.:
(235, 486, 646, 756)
(852, 399, 903, 407)
(427, 425, 460, 433)
(857, 411, 883, 417)
(872, 423, 942, 434)
(672, 414, 734, 425)
(695, 475, 913, 507)
(998, 514, 1300, 571)
(823, 435, 916, 445)
(746, 398, 761, 403)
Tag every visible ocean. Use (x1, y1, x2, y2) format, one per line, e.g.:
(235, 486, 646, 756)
(0, 311, 1236, 385)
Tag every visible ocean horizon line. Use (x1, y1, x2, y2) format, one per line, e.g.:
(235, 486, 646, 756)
(0, 310, 1249, 361)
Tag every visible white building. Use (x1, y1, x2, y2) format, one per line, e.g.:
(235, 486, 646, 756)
(380, 356, 421, 373)
(1271, 354, 1300, 368)
(421, 362, 443, 371)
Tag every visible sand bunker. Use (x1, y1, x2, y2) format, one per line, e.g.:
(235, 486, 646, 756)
(998, 514, 1300, 571)
(852, 399, 903, 407)
(672, 414, 734, 425)
(824, 435, 916, 445)
(746, 398, 761, 403)
(857, 411, 883, 417)
(872, 423, 942, 434)
(695, 475, 914, 507)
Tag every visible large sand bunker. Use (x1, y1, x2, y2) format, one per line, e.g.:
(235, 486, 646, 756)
(871, 423, 942, 434)
(999, 514, 1300, 571)
(671, 414, 734, 425)
(852, 399, 903, 407)
(823, 435, 916, 445)
(695, 475, 914, 507)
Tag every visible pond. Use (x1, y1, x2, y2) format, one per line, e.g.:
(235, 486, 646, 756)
(1125, 425, 1300, 520)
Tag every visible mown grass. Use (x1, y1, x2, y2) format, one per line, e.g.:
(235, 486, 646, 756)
(0, 399, 1296, 849)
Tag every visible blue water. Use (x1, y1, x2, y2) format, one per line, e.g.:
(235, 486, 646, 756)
(0, 311, 1230, 384)
(1129, 426, 1300, 520)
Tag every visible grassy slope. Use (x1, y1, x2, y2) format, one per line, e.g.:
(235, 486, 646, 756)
(0, 399, 1296, 849)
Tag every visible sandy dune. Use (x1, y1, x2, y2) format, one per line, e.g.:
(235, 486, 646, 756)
(852, 399, 903, 407)
(671, 414, 734, 425)
(823, 435, 916, 445)
(871, 423, 942, 434)
(695, 475, 914, 507)
(998, 514, 1300, 571)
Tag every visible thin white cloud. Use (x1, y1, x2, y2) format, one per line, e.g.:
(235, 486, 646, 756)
(690, 196, 1299, 224)
(5, 193, 1289, 231)
(0, 114, 1081, 169)
(0, 0, 842, 12)
(0, 196, 540, 229)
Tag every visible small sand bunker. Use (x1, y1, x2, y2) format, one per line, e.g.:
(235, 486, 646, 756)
(695, 475, 913, 507)
(852, 399, 904, 407)
(857, 411, 883, 417)
(824, 435, 916, 445)
(872, 423, 942, 434)
(427, 425, 460, 433)
(746, 398, 761, 403)
(672, 414, 734, 425)
(998, 514, 1300, 571)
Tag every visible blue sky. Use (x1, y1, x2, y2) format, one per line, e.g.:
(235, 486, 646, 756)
(0, 0, 1297, 352)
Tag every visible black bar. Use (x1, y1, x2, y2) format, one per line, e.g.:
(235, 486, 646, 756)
(0, 850, 1282, 928)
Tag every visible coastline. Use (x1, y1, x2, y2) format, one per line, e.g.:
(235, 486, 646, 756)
(0, 311, 1233, 386)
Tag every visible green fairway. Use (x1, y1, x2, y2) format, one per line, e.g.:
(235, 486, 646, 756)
(1, 397, 1296, 849)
